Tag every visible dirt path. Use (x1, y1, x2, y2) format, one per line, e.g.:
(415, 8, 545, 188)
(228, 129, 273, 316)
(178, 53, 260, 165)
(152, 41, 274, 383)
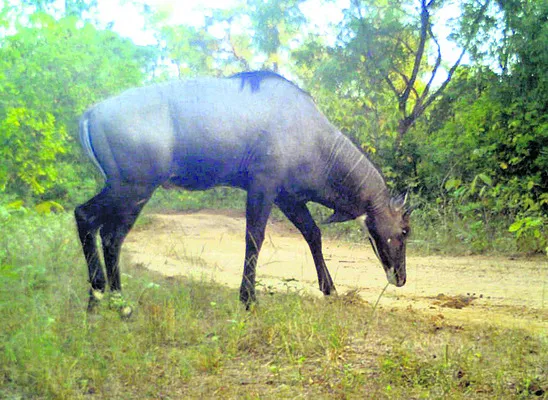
(125, 210, 547, 332)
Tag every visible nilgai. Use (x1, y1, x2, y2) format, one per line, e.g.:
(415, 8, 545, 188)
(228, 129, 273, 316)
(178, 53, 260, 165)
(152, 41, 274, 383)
(75, 71, 412, 310)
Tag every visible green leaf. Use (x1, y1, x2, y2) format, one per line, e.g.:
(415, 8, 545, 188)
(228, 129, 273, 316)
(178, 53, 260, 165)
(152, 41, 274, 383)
(7, 200, 24, 210)
(35, 201, 64, 214)
(508, 221, 523, 233)
(445, 179, 461, 191)
(477, 174, 492, 186)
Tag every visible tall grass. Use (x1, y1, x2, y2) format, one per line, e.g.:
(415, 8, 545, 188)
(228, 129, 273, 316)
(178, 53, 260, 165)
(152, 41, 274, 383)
(1, 211, 546, 398)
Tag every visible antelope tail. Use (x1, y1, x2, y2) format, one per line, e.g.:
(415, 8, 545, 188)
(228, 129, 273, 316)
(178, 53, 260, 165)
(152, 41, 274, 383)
(79, 114, 107, 179)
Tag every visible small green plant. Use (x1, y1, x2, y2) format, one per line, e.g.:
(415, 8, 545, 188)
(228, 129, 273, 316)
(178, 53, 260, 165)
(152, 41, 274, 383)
(509, 216, 547, 254)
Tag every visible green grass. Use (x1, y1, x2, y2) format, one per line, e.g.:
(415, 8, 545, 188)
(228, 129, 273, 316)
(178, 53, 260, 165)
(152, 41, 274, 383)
(1, 211, 546, 399)
(146, 187, 247, 213)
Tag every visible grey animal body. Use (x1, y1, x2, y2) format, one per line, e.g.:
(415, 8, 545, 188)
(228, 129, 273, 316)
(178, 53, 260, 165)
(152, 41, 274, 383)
(75, 71, 411, 310)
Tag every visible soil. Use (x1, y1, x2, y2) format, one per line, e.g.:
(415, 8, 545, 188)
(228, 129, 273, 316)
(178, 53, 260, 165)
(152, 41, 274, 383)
(125, 210, 548, 332)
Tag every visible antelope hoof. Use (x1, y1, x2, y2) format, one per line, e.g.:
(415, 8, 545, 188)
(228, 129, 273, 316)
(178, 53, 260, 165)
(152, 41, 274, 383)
(120, 306, 133, 319)
(109, 292, 134, 319)
(87, 289, 105, 312)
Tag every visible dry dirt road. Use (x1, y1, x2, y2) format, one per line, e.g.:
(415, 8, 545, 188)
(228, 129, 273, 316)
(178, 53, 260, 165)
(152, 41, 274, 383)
(125, 210, 547, 332)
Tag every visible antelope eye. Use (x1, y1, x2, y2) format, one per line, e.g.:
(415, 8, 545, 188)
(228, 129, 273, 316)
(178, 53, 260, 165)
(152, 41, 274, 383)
(402, 229, 409, 236)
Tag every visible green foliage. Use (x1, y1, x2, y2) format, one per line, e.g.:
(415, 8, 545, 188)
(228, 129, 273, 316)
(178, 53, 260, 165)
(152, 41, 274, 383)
(509, 215, 548, 255)
(408, 43, 547, 252)
(0, 0, 545, 254)
(157, 24, 217, 77)
(142, 0, 308, 75)
(0, 10, 155, 199)
(245, 0, 306, 69)
(18, 0, 97, 17)
(0, 107, 66, 194)
(146, 187, 246, 213)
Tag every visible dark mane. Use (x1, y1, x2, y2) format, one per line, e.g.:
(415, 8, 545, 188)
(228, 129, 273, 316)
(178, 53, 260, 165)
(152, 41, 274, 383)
(229, 71, 309, 96)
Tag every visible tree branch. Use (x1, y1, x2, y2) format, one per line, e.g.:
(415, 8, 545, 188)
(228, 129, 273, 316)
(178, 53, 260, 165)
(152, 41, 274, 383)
(387, 34, 415, 55)
(225, 19, 250, 71)
(392, 66, 420, 100)
(422, 0, 491, 111)
(395, 0, 491, 148)
(419, 21, 442, 104)
(399, 0, 430, 108)
(384, 75, 401, 99)
(352, 0, 365, 21)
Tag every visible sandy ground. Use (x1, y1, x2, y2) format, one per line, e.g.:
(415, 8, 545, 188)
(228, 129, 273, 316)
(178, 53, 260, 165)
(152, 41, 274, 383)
(125, 210, 548, 332)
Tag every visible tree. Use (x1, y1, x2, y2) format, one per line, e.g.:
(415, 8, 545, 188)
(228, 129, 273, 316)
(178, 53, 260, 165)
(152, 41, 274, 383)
(244, 0, 307, 71)
(0, 11, 156, 197)
(408, 0, 547, 252)
(141, 0, 308, 76)
(19, 0, 98, 18)
(160, 24, 218, 78)
(298, 0, 491, 151)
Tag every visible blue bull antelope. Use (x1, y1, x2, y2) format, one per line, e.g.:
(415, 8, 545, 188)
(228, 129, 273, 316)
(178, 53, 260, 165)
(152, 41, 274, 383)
(75, 71, 412, 310)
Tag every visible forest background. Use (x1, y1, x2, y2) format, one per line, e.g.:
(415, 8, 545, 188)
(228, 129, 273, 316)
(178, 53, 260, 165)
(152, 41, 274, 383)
(1, 0, 546, 254)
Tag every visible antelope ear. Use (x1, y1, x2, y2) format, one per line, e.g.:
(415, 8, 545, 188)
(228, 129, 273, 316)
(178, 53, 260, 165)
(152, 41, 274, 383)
(323, 210, 354, 224)
(403, 204, 415, 221)
(390, 190, 409, 212)
(404, 204, 415, 216)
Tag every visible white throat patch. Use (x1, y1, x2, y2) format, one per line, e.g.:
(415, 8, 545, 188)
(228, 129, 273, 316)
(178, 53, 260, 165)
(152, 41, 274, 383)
(361, 217, 381, 262)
